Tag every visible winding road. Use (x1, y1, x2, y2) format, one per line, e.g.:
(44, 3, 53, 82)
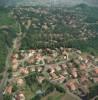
(0, 22, 23, 99)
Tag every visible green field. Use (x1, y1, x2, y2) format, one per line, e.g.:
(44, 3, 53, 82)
(0, 8, 17, 73)
(0, 7, 15, 26)
(42, 91, 79, 100)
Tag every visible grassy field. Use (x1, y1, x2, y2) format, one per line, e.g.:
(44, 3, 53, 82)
(0, 7, 18, 73)
(42, 91, 78, 100)
(0, 8, 15, 26)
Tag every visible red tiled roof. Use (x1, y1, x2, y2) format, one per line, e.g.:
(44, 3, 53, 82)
(95, 68, 98, 74)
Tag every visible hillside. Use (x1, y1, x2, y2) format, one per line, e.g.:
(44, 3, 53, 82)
(13, 4, 98, 55)
(0, 8, 17, 72)
(1, 0, 98, 7)
(1, 3, 98, 100)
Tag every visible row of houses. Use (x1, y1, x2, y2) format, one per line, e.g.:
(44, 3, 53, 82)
(4, 48, 98, 99)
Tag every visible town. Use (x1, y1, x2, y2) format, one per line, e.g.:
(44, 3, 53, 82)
(0, 4, 98, 100)
(3, 47, 98, 100)
(13, 5, 98, 49)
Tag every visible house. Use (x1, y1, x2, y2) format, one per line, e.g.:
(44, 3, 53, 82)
(12, 63, 19, 71)
(71, 69, 78, 78)
(78, 56, 83, 61)
(45, 56, 53, 64)
(19, 68, 29, 75)
(15, 92, 25, 100)
(93, 77, 98, 83)
(51, 50, 58, 58)
(76, 50, 82, 54)
(60, 64, 67, 70)
(27, 57, 35, 64)
(37, 66, 43, 72)
(12, 72, 20, 77)
(66, 79, 79, 91)
(58, 75, 65, 83)
(80, 64, 87, 70)
(47, 67, 55, 74)
(42, 24, 48, 30)
(28, 49, 36, 54)
(94, 68, 98, 74)
(62, 70, 68, 76)
(55, 65, 61, 71)
(29, 67, 35, 72)
(35, 53, 42, 60)
(36, 54, 45, 65)
(37, 76, 45, 84)
(4, 85, 12, 94)
(80, 76, 89, 85)
(62, 50, 68, 60)
(16, 78, 24, 86)
(50, 72, 58, 79)
(66, 80, 77, 91)
(12, 53, 19, 59)
(12, 58, 18, 65)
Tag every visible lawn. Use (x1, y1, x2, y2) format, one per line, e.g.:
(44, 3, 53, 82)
(0, 8, 15, 26)
(42, 91, 78, 100)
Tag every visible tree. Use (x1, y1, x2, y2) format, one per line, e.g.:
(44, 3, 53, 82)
(3, 94, 12, 100)
(55, 84, 66, 93)
(12, 84, 18, 92)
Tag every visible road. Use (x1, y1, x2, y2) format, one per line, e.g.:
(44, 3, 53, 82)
(65, 86, 81, 100)
(0, 23, 24, 99)
(0, 47, 15, 99)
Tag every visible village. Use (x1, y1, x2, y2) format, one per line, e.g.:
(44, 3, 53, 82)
(13, 6, 98, 43)
(3, 47, 98, 100)
(1, 5, 98, 100)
